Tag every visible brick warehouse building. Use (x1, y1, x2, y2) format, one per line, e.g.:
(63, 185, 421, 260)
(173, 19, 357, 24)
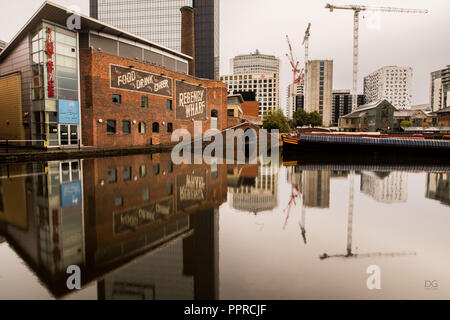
(0, 2, 228, 149)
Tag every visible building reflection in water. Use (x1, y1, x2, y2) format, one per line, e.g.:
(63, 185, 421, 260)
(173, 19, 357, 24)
(360, 171, 408, 203)
(1, 158, 449, 299)
(227, 164, 278, 214)
(426, 173, 450, 206)
(0, 161, 84, 290)
(0, 154, 228, 299)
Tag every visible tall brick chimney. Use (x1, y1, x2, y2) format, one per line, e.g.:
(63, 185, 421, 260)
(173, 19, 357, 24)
(180, 6, 195, 76)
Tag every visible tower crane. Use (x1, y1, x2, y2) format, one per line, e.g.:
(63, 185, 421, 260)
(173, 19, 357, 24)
(325, 3, 428, 111)
(302, 23, 311, 89)
(285, 35, 303, 84)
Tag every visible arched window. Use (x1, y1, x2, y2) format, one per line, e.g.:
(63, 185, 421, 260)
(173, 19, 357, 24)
(152, 122, 160, 133)
(211, 109, 218, 118)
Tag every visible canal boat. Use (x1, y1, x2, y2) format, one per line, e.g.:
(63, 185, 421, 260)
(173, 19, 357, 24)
(282, 132, 450, 161)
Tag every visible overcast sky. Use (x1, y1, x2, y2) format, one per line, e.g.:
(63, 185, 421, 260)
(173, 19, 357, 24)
(1, 0, 449, 109)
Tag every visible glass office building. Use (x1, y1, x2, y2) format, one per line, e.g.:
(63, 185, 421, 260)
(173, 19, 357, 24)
(90, 0, 219, 80)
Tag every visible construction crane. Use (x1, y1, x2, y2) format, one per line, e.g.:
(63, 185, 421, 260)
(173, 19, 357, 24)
(302, 23, 311, 83)
(285, 35, 303, 84)
(320, 171, 416, 260)
(325, 3, 428, 111)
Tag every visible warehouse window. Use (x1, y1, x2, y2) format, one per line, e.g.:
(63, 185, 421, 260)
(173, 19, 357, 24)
(166, 100, 173, 111)
(107, 120, 116, 134)
(153, 164, 160, 176)
(141, 96, 148, 108)
(108, 168, 117, 183)
(167, 123, 173, 133)
(122, 120, 131, 134)
(152, 122, 160, 133)
(123, 167, 132, 181)
(139, 122, 146, 134)
(115, 197, 123, 207)
(112, 94, 121, 104)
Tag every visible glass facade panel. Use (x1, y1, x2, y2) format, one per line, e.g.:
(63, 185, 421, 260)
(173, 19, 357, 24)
(30, 23, 80, 147)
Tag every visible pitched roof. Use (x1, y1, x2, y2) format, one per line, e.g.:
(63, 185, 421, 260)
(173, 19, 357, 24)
(341, 100, 394, 119)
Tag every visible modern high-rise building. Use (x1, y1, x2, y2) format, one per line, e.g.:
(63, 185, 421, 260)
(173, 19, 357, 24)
(332, 90, 365, 126)
(89, 0, 219, 80)
(220, 73, 280, 118)
(230, 50, 280, 75)
(304, 60, 333, 127)
(430, 66, 450, 112)
(287, 83, 304, 119)
(363, 66, 412, 110)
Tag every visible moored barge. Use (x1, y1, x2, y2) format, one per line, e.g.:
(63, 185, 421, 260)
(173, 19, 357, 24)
(282, 132, 450, 159)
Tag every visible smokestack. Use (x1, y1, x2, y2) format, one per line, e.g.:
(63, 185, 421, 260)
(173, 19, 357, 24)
(180, 6, 195, 76)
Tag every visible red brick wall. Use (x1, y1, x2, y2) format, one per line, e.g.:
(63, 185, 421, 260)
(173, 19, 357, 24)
(82, 153, 228, 251)
(241, 101, 260, 118)
(80, 49, 228, 148)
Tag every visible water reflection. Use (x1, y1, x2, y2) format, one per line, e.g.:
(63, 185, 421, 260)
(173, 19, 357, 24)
(0, 156, 449, 299)
(227, 165, 278, 214)
(426, 173, 450, 206)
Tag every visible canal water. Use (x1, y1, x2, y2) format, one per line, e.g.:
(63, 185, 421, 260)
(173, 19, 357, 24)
(0, 153, 449, 300)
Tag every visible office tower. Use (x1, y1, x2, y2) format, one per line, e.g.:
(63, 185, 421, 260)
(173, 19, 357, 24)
(430, 66, 450, 112)
(220, 73, 280, 118)
(287, 83, 304, 119)
(364, 66, 412, 109)
(304, 60, 333, 127)
(332, 90, 365, 126)
(89, 0, 219, 80)
(231, 50, 280, 75)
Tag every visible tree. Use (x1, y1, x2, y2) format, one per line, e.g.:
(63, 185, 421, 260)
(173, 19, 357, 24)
(292, 108, 310, 127)
(309, 111, 323, 127)
(400, 120, 412, 128)
(263, 110, 290, 133)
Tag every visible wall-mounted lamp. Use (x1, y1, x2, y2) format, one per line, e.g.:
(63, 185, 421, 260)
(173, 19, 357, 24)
(98, 119, 103, 123)
(133, 120, 137, 124)
(162, 121, 166, 126)
(129, 65, 135, 69)
(160, 73, 165, 76)
(181, 79, 185, 82)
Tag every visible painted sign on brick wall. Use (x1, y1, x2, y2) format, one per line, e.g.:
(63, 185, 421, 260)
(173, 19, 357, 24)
(176, 81, 207, 120)
(113, 198, 174, 235)
(176, 170, 207, 211)
(110, 65, 172, 97)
